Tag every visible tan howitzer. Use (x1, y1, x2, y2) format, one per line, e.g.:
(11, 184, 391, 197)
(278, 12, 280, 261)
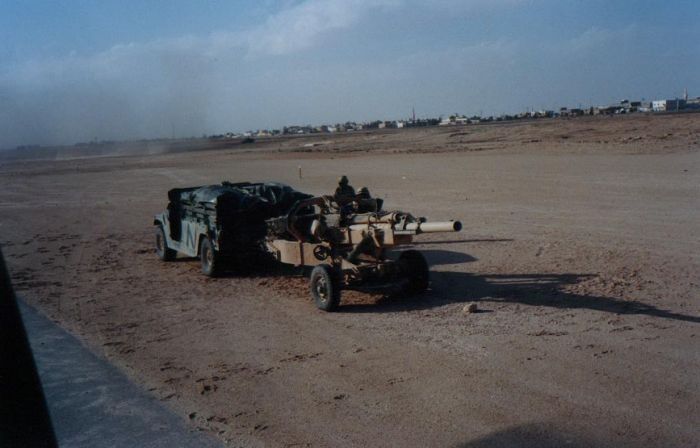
(265, 195, 463, 311)
(344, 211, 461, 245)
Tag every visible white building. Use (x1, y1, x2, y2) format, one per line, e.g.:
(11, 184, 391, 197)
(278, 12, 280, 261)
(652, 100, 667, 112)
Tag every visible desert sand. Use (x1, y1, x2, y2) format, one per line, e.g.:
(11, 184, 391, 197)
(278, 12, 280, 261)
(1, 113, 699, 447)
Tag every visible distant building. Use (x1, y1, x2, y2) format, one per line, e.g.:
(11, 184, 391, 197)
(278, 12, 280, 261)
(671, 99, 687, 111)
(686, 97, 700, 110)
(599, 106, 623, 115)
(638, 101, 652, 112)
(652, 99, 686, 112)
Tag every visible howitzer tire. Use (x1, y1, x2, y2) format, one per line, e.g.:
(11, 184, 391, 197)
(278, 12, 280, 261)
(200, 237, 221, 277)
(310, 264, 341, 312)
(399, 250, 429, 294)
(155, 226, 177, 261)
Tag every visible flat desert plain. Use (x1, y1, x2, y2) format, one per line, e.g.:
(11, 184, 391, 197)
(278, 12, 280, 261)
(1, 113, 699, 447)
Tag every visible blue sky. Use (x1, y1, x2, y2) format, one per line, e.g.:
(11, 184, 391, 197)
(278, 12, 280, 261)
(1, 0, 699, 148)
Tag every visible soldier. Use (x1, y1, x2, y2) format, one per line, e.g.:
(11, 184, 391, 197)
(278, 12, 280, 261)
(334, 175, 356, 202)
(355, 186, 383, 212)
(357, 186, 371, 199)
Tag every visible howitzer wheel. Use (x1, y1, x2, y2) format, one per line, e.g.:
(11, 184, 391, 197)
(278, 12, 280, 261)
(310, 264, 341, 312)
(200, 237, 221, 277)
(155, 226, 177, 261)
(399, 250, 429, 294)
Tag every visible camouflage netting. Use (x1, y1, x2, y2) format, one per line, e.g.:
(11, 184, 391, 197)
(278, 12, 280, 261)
(166, 182, 312, 253)
(169, 182, 311, 216)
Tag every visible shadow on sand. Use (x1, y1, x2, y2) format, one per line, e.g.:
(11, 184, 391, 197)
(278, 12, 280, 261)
(339, 250, 700, 324)
(456, 423, 603, 448)
(415, 249, 477, 266)
(172, 245, 698, 324)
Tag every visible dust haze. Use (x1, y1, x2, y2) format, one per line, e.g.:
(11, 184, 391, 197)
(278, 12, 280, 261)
(2, 1, 699, 149)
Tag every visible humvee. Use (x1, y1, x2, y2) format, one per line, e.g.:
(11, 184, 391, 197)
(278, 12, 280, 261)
(154, 181, 310, 276)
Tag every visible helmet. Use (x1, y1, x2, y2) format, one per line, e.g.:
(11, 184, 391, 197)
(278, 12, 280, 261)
(338, 175, 349, 185)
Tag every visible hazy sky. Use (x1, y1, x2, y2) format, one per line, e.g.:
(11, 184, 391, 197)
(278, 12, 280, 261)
(1, 0, 699, 148)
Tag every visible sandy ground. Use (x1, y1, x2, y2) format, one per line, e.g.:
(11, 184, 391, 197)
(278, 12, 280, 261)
(19, 301, 223, 448)
(1, 113, 699, 447)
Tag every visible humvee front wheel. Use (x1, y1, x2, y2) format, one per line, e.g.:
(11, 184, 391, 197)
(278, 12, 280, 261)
(399, 250, 429, 294)
(200, 237, 221, 277)
(155, 226, 177, 261)
(310, 264, 341, 312)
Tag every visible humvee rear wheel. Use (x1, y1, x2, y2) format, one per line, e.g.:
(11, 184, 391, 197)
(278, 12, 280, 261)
(155, 226, 177, 261)
(399, 250, 429, 294)
(200, 237, 221, 277)
(310, 264, 341, 312)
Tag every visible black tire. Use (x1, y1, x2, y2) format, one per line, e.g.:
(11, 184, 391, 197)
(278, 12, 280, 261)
(399, 250, 429, 294)
(155, 226, 177, 261)
(200, 237, 221, 277)
(310, 264, 342, 311)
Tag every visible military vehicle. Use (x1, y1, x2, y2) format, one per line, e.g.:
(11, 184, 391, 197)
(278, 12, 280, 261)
(154, 181, 311, 276)
(154, 180, 461, 311)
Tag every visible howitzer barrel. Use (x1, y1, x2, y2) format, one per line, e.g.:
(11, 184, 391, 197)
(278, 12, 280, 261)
(405, 220, 462, 233)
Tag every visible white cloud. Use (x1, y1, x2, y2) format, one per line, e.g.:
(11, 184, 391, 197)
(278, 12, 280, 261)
(1, 0, 398, 84)
(246, 0, 400, 55)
